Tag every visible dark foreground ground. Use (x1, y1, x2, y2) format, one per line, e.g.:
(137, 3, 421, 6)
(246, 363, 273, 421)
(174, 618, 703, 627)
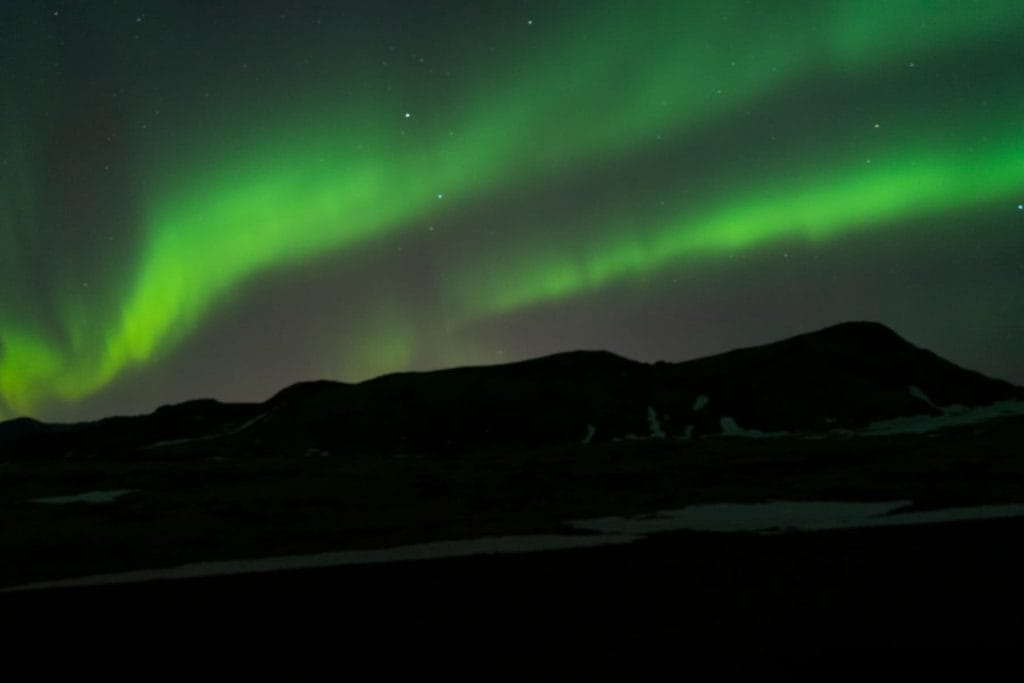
(5, 415, 1024, 586)
(3, 417, 1023, 672)
(4, 517, 1022, 673)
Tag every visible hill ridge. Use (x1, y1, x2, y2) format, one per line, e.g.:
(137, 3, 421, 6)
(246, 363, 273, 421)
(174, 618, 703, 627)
(2, 321, 1021, 458)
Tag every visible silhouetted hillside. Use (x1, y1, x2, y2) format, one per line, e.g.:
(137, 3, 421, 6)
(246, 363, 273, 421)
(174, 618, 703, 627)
(2, 321, 1020, 459)
(659, 321, 1022, 433)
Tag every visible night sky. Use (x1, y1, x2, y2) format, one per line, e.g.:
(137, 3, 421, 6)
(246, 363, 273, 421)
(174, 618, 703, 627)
(2, 1, 1023, 422)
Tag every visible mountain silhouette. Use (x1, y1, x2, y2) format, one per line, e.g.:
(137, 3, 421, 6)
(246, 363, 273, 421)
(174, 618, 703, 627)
(2, 321, 1020, 459)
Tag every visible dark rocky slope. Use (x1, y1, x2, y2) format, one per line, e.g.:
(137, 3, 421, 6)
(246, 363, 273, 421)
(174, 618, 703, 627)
(2, 321, 1020, 459)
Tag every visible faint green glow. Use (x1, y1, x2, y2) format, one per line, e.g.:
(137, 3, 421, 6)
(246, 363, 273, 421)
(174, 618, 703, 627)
(335, 309, 417, 382)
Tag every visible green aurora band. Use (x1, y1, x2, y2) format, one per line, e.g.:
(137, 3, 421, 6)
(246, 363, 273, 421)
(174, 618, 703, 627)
(450, 116, 1024, 319)
(1, 0, 1023, 419)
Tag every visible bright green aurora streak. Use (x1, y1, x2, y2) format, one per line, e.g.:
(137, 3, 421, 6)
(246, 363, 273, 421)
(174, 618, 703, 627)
(1, 1, 1022, 419)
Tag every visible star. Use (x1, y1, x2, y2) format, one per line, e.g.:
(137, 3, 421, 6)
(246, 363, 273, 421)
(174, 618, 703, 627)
(436, 193, 444, 199)
(403, 112, 411, 119)
(1017, 204, 1024, 211)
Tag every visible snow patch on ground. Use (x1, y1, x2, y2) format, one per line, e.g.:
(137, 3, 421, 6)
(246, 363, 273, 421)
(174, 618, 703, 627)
(908, 385, 939, 410)
(692, 395, 709, 412)
(571, 500, 1024, 535)
(30, 489, 137, 505)
(141, 408, 276, 450)
(1, 533, 641, 592)
(861, 399, 1024, 436)
(647, 406, 666, 438)
(719, 417, 788, 438)
(582, 423, 596, 445)
(8, 499, 1024, 592)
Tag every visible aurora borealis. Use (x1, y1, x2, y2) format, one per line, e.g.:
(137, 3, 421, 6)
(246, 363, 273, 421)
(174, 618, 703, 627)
(2, 1, 1023, 422)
